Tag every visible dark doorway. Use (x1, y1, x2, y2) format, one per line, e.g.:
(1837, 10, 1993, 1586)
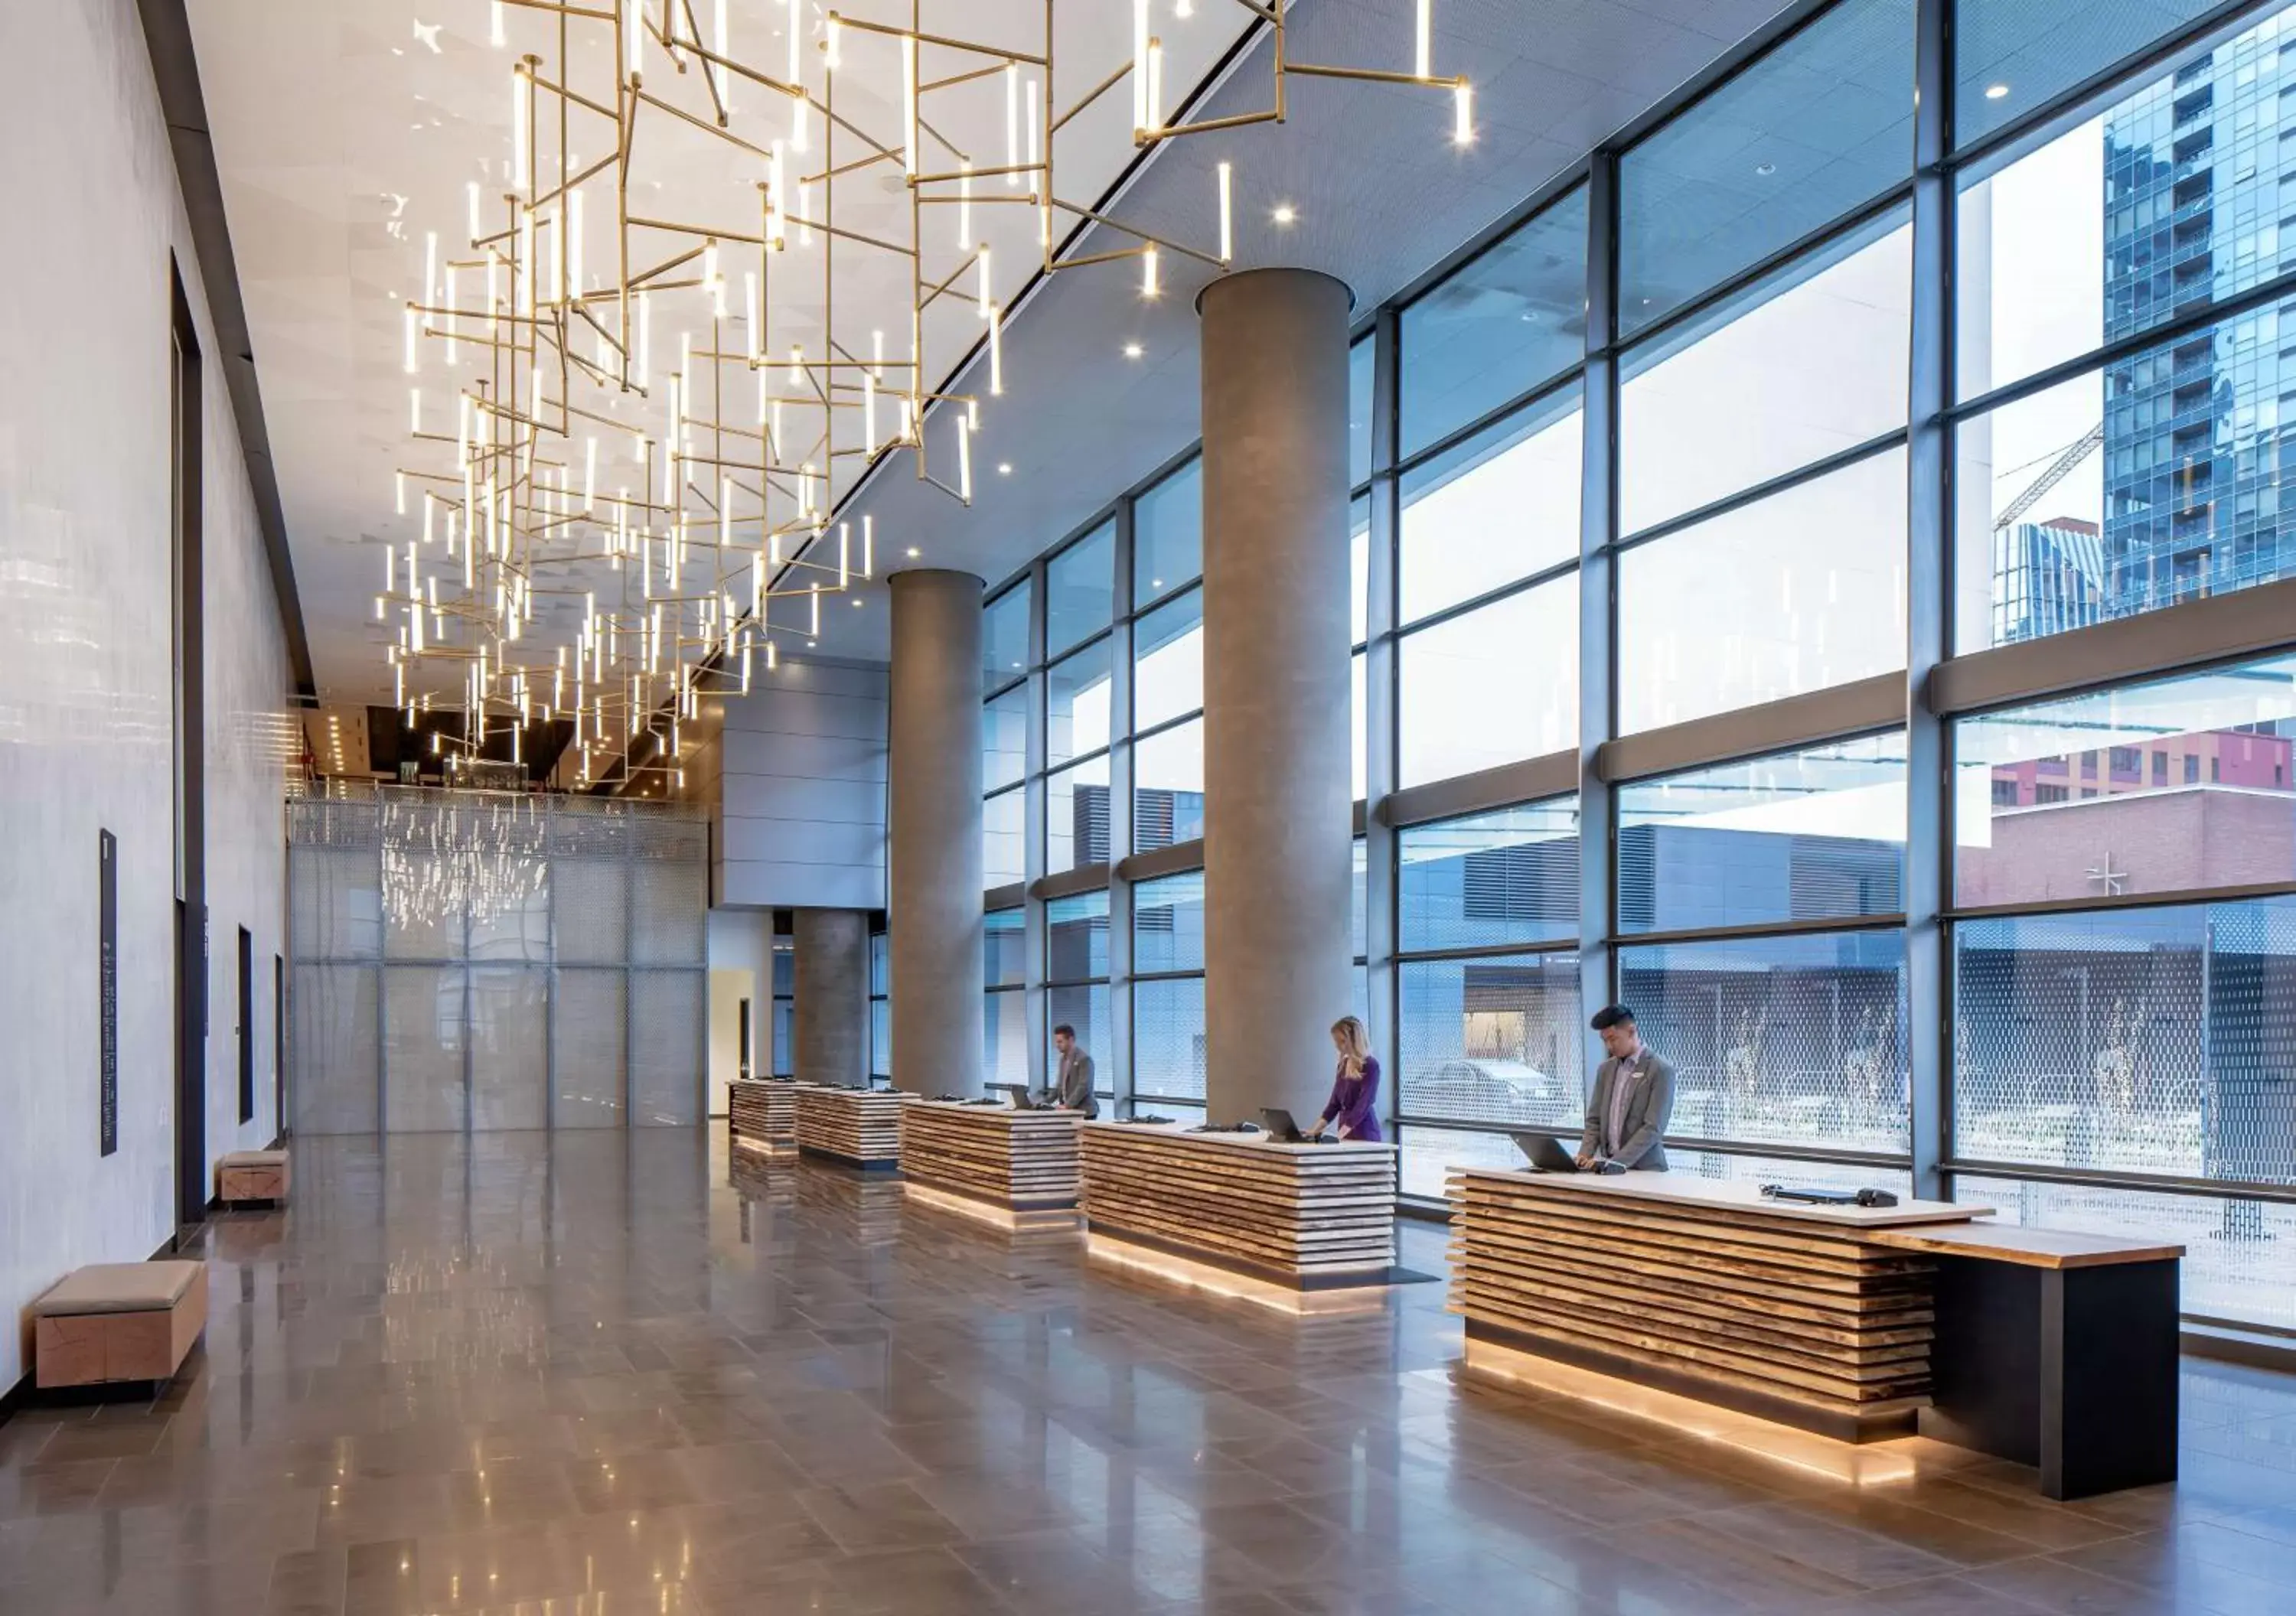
(237, 927, 254, 1124)
(171, 266, 207, 1236)
(738, 997, 753, 1080)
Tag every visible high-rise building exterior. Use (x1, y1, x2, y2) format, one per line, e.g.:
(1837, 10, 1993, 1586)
(2099, 14, 2296, 621)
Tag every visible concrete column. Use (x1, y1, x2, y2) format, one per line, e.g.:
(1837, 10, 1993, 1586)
(792, 908, 869, 1088)
(888, 570, 986, 1096)
(1199, 269, 1356, 1125)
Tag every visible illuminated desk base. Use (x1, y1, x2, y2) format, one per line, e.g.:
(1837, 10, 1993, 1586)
(1085, 1231, 1394, 1317)
(1459, 1337, 1977, 1489)
(904, 1179, 1082, 1237)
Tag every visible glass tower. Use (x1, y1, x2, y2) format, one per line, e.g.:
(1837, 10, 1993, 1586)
(2099, 16, 2296, 620)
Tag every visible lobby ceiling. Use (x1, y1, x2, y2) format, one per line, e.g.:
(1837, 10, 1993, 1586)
(187, 0, 1787, 699)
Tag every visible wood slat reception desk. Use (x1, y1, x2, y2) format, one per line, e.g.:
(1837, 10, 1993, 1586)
(729, 1079, 806, 1153)
(1079, 1122, 1397, 1289)
(1449, 1168, 2183, 1498)
(901, 1100, 1082, 1214)
(793, 1086, 908, 1170)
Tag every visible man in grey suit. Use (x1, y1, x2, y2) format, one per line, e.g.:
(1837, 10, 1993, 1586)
(1049, 1023, 1100, 1119)
(1577, 1005, 1673, 1171)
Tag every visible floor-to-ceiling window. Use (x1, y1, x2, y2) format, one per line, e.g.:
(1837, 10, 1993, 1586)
(868, 927, 889, 1083)
(971, 0, 2296, 1331)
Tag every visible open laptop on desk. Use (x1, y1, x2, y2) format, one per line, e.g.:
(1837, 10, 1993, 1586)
(1508, 1132, 1626, 1174)
(1260, 1108, 1330, 1143)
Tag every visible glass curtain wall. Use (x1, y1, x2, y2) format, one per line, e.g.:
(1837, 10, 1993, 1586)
(974, 0, 2296, 1328)
(869, 928, 890, 1082)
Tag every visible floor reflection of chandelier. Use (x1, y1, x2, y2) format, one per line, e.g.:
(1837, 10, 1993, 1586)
(380, 793, 550, 934)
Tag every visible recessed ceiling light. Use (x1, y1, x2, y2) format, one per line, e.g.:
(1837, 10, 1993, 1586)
(1753, 162, 1776, 177)
(850, 598, 863, 608)
(1123, 341, 1143, 359)
(1271, 204, 1296, 225)
(905, 546, 921, 558)
(1985, 83, 2010, 99)
(996, 462, 1012, 475)
(806, 640, 817, 649)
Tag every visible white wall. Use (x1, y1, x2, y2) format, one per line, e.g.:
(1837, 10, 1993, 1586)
(0, 0, 294, 1390)
(706, 908, 773, 1116)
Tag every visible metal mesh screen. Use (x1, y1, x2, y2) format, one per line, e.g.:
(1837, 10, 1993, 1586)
(629, 970, 706, 1125)
(1955, 1175, 2296, 1331)
(383, 965, 467, 1132)
(631, 857, 707, 965)
(286, 789, 706, 1134)
(550, 859, 629, 965)
(1398, 954, 1584, 1128)
(1133, 976, 1207, 1102)
(1618, 929, 1910, 1154)
(469, 967, 548, 1130)
(552, 967, 626, 1129)
(1953, 897, 2296, 1184)
(1046, 984, 1113, 1097)
(290, 845, 383, 961)
(291, 964, 378, 1135)
(985, 989, 1028, 1090)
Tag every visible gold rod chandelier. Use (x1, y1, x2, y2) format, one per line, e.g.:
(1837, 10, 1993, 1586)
(387, 0, 1468, 790)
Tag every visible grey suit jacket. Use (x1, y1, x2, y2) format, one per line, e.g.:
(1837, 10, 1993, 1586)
(1055, 1048, 1099, 1118)
(1579, 1049, 1675, 1170)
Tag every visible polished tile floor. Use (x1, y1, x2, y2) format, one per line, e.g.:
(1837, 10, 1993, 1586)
(5, 1131, 2296, 1614)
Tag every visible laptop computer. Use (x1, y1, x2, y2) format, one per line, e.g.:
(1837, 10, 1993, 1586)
(1509, 1132, 1582, 1173)
(1260, 1107, 1317, 1142)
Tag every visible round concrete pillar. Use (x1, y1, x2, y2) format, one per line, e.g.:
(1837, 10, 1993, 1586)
(887, 569, 987, 1096)
(793, 908, 870, 1088)
(1199, 269, 1357, 1125)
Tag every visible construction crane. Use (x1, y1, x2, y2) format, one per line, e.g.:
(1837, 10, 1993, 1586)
(1994, 422, 2105, 531)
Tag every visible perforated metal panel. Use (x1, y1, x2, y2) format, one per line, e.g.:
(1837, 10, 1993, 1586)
(552, 859, 630, 965)
(288, 790, 707, 1135)
(383, 965, 467, 1132)
(1954, 1175, 2296, 1331)
(552, 967, 626, 1129)
(292, 964, 378, 1135)
(1398, 955, 1584, 1129)
(1618, 930, 1910, 1155)
(1046, 984, 1112, 1097)
(291, 845, 381, 961)
(985, 989, 1028, 1090)
(1953, 897, 2296, 1184)
(631, 857, 707, 965)
(382, 849, 465, 961)
(468, 967, 547, 1130)
(1133, 977, 1207, 1103)
(629, 970, 705, 1125)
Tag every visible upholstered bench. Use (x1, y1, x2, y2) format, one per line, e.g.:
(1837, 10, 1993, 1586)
(217, 1148, 289, 1205)
(31, 1262, 208, 1392)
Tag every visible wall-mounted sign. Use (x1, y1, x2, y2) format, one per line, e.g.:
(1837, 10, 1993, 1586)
(99, 829, 118, 1156)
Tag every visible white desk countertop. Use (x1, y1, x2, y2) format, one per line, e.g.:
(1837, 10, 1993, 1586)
(1453, 1166, 1988, 1229)
(1081, 1120, 1397, 1158)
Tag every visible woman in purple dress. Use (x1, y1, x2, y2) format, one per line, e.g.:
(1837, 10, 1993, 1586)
(1305, 1015, 1382, 1142)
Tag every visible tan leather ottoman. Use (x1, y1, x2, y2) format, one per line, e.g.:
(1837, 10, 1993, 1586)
(217, 1148, 289, 1205)
(31, 1261, 208, 1390)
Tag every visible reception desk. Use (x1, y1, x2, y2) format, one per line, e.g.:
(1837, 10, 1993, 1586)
(793, 1085, 908, 1171)
(728, 1078, 805, 1153)
(901, 1100, 1082, 1218)
(1449, 1167, 2182, 1497)
(1080, 1122, 1397, 1289)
